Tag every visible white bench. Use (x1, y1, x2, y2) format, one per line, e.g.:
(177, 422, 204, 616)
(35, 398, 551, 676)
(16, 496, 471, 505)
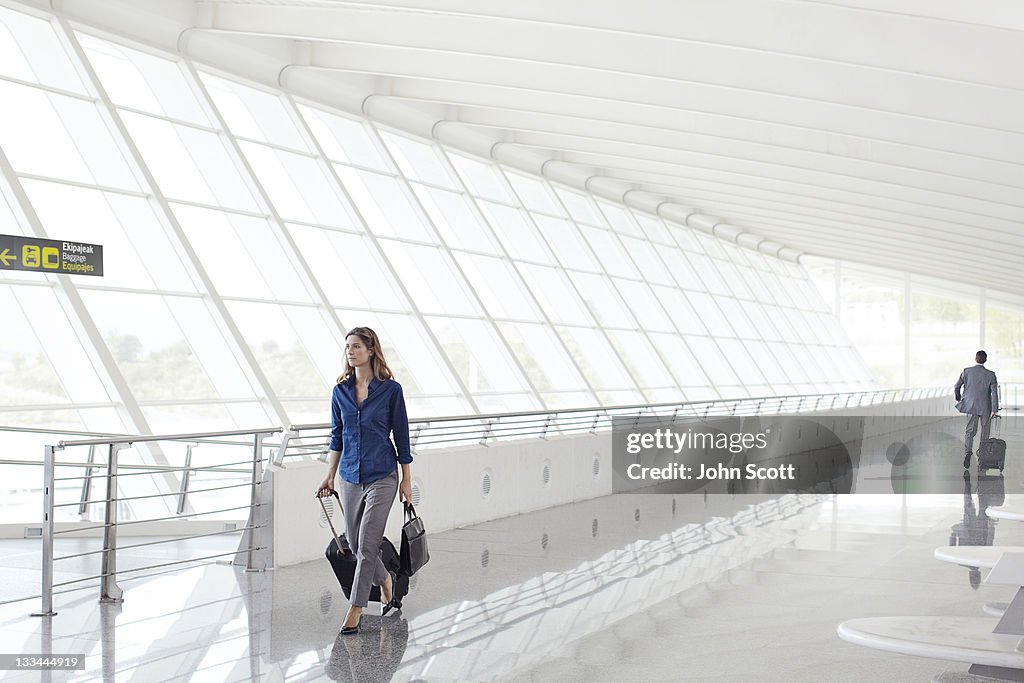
(987, 507, 1024, 523)
(838, 552, 1024, 681)
(934, 546, 1024, 569)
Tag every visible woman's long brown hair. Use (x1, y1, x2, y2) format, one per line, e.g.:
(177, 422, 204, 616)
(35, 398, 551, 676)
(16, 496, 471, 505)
(337, 327, 395, 384)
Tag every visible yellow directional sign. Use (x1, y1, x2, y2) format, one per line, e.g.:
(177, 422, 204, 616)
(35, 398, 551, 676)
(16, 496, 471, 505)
(0, 234, 103, 276)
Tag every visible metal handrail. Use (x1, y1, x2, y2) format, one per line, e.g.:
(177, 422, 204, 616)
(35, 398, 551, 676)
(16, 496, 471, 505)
(54, 525, 259, 562)
(50, 481, 259, 508)
(58, 426, 282, 447)
(276, 387, 950, 464)
(34, 427, 278, 617)
(49, 550, 265, 590)
(287, 387, 941, 432)
(25, 386, 962, 615)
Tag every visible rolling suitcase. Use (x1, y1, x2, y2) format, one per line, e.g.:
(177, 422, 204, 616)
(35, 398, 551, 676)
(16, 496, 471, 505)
(319, 491, 409, 608)
(977, 417, 1006, 473)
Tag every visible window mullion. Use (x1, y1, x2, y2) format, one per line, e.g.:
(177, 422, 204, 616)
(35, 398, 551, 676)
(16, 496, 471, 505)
(286, 98, 482, 414)
(437, 149, 601, 406)
(652, 212, 760, 395)
(596, 202, 720, 400)
(373, 129, 545, 410)
(58, 19, 291, 429)
(184, 63, 355, 386)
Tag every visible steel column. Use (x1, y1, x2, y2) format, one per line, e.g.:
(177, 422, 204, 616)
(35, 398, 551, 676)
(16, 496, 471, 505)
(100, 444, 124, 603)
(31, 445, 57, 617)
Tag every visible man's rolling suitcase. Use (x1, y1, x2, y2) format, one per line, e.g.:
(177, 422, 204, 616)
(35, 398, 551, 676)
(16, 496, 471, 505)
(319, 491, 409, 608)
(977, 417, 1006, 473)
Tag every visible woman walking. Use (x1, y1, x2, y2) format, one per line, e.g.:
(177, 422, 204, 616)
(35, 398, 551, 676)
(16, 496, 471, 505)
(316, 327, 413, 634)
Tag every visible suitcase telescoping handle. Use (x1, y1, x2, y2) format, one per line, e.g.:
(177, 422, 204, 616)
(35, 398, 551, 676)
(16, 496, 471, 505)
(317, 489, 345, 553)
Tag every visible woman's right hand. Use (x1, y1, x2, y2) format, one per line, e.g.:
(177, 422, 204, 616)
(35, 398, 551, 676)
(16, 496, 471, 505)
(316, 476, 335, 498)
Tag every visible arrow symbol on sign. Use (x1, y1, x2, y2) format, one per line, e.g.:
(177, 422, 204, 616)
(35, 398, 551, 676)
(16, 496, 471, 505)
(0, 249, 14, 267)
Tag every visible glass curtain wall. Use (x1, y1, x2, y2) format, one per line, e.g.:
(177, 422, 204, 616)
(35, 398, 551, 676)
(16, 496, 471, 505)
(807, 257, 1024, 390)
(0, 4, 875, 438)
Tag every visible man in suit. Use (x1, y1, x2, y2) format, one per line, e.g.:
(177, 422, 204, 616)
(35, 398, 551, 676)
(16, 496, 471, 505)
(955, 350, 1000, 469)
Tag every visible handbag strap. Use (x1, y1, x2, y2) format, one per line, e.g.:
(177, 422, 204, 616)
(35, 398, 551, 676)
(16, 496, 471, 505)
(318, 490, 345, 552)
(403, 501, 418, 521)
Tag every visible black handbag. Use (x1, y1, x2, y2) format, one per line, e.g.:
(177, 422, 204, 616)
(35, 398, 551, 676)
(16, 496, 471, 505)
(399, 502, 429, 576)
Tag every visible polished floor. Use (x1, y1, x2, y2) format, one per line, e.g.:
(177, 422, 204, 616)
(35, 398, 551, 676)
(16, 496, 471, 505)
(2, 418, 1023, 681)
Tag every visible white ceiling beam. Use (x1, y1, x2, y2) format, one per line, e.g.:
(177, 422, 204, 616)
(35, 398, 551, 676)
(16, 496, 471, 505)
(285, 41, 1024, 134)
(646, 186, 1024, 262)
(665, 208, 1021, 286)
(463, 126, 1024, 216)
(571, 168, 1024, 283)
(589, 169, 1024, 245)
(440, 105, 1024, 190)
(193, 2, 1024, 94)
(194, 0, 1024, 86)
(697, 211, 1016, 285)
(345, 76, 1024, 166)
(509, 145, 1024, 229)
(729, 219, 1016, 292)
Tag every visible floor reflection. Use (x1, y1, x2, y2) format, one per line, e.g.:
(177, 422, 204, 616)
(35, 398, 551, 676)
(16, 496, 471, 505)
(325, 616, 409, 682)
(5, 480, 1024, 681)
(949, 470, 1005, 589)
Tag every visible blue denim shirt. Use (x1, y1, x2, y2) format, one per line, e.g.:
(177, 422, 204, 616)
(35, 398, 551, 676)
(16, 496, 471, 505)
(330, 376, 412, 485)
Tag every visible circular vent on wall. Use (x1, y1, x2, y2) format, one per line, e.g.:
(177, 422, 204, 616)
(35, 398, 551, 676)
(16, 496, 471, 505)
(542, 461, 551, 486)
(411, 480, 422, 506)
(592, 455, 601, 478)
(481, 548, 490, 568)
(481, 470, 492, 498)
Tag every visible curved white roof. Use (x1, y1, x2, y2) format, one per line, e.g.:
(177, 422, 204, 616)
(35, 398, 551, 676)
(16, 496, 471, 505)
(57, 0, 1024, 291)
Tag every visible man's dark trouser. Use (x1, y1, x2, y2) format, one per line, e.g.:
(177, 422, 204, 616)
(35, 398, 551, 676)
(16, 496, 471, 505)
(965, 413, 992, 456)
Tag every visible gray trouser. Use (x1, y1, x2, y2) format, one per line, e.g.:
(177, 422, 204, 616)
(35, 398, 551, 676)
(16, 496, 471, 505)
(965, 413, 992, 455)
(338, 469, 398, 607)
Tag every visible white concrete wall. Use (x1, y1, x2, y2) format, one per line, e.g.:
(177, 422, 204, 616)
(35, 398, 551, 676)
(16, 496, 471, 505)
(269, 431, 612, 567)
(267, 396, 951, 567)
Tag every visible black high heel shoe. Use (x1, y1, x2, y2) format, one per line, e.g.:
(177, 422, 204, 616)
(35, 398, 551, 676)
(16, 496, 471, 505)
(381, 599, 396, 617)
(340, 619, 360, 635)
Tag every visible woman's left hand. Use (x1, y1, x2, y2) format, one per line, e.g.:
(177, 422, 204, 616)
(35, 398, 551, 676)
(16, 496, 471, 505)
(399, 477, 413, 504)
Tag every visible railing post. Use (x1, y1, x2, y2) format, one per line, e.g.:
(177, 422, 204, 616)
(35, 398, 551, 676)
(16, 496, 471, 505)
(246, 432, 265, 572)
(78, 444, 96, 517)
(32, 445, 57, 617)
(176, 444, 195, 515)
(272, 430, 292, 467)
(479, 419, 494, 446)
(540, 414, 553, 440)
(101, 443, 124, 603)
